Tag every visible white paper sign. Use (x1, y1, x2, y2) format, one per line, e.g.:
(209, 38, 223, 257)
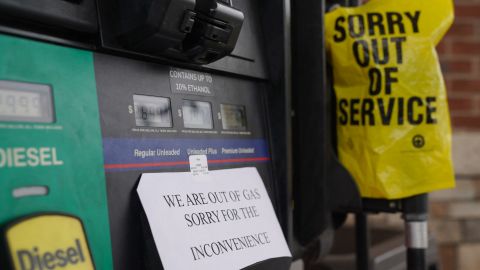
(137, 167, 291, 270)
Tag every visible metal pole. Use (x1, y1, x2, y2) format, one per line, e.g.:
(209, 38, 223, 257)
(355, 213, 370, 270)
(403, 194, 428, 270)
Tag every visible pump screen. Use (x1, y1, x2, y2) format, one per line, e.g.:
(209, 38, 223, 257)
(0, 81, 54, 123)
(182, 100, 213, 129)
(133, 95, 172, 127)
(221, 104, 247, 130)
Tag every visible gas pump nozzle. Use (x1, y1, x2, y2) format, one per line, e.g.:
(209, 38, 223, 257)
(115, 0, 243, 64)
(183, 0, 244, 64)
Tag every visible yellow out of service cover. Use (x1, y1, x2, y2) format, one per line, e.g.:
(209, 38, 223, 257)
(325, 0, 455, 199)
(4, 214, 94, 270)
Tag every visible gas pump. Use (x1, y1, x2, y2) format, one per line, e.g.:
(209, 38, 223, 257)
(291, 1, 440, 270)
(0, 1, 292, 269)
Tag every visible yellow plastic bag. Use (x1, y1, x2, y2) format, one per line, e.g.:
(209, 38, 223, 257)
(325, 0, 455, 199)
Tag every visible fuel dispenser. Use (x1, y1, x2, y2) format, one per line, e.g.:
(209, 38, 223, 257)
(0, 0, 292, 269)
(291, 0, 444, 270)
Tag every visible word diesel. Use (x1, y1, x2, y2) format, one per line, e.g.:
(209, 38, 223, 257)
(15, 239, 86, 270)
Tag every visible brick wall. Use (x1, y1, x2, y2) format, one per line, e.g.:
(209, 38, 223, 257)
(431, 0, 480, 269)
(430, 180, 480, 270)
(439, 0, 480, 130)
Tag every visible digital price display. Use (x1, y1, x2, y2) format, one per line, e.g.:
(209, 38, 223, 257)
(133, 95, 172, 128)
(0, 81, 54, 123)
(182, 100, 213, 129)
(220, 104, 247, 131)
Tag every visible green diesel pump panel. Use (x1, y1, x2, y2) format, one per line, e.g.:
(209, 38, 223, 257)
(0, 35, 113, 269)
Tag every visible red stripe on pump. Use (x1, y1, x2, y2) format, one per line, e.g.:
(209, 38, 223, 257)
(104, 157, 270, 169)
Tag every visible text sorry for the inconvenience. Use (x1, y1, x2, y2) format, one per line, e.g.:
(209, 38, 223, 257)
(162, 189, 269, 261)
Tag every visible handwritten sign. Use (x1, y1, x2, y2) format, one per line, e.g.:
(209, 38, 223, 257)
(137, 167, 291, 270)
